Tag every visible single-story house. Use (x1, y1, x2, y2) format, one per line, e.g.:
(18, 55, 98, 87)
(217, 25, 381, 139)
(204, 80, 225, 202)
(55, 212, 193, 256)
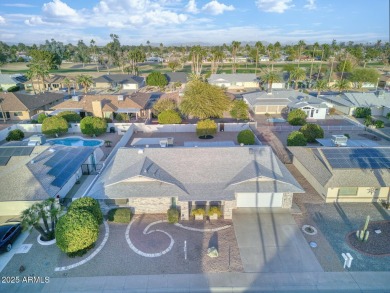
(242, 90, 329, 118)
(319, 91, 390, 117)
(51, 92, 152, 120)
(164, 72, 188, 89)
(0, 145, 101, 216)
(93, 74, 145, 90)
(289, 146, 390, 203)
(24, 74, 72, 93)
(90, 146, 303, 219)
(0, 92, 65, 121)
(0, 74, 27, 91)
(208, 74, 259, 90)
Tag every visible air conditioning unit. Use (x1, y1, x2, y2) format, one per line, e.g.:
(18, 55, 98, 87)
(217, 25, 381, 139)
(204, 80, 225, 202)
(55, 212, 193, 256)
(72, 95, 79, 102)
(331, 135, 348, 146)
(118, 95, 124, 101)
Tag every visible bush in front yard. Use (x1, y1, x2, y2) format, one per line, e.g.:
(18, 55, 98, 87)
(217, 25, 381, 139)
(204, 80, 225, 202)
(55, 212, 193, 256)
(107, 208, 132, 223)
(191, 208, 205, 216)
(167, 207, 179, 224)
(354, 107, 371, 118)
(208, 206, 222, 217)
(55, 210, 99, 255)
(287, 131, 307, 146)
(287, 109, 307, 126)
(237, 129, 255, 145)
(6, 129, 24, 141)
(69, 197, 103, 225)
(299, 123, 324, 143)
(375, 120, 384, 128)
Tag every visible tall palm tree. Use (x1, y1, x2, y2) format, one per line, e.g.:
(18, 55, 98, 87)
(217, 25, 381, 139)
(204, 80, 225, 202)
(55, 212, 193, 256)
(290, 67, 306, 89)
(77, 74, 94, 94)
(262, 71, 281, 90)
(328, 56, 335, 84)
(62, 77, 73, 95)
(297, 40, 306, 69)
(231, 41, 241, 73)
(25, 68, 37, 94)
(333, 79, 351, 93)
(309, 42, 319, 80)
(254, 41, 264, 74)
(210, 48, 224, 74)
(314, 79, 328, 96)
(189, 45, 206, 77)
(90, 39, 99, 72)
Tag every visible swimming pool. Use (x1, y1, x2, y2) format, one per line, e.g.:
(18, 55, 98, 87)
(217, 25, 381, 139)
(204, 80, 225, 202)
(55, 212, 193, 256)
(266, 118, 286, 123)
(47, 137, 104, 147)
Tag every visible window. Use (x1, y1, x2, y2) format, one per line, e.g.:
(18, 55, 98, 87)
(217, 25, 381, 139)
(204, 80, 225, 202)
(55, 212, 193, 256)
(338, 187, 358, 196)
(316, 110, 319, 113)
(13, 112, 23, 117)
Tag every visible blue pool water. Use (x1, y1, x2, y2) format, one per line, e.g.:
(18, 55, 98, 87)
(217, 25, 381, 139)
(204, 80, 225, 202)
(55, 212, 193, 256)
(266, 118, 286, 123)
(48, 137, 103, 147)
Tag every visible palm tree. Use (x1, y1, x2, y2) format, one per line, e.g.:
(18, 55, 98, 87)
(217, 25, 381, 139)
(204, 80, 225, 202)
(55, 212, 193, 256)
(314, 79, 328, 96)
(90, 39, 99, 72)
(189, 45, 206, 77)
(333, 79, 351, 93)
(25, 68, 37, 94)
(309, 42, 319, 80)
(328, 56, 335, 84)
(290, 67, 306, 89)
(77, 74, 94, 94)
(210, 48, 224, 74)
(254, 41, 264, 74)
(62, 77, 73, 95)
(297, 40, 306, 69)
(262, 71, 281, 90)
(231, 41, 241, 73)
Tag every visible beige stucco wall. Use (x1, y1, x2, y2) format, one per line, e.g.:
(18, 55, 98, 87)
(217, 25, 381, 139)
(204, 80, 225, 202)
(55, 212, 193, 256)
(0, 201, 41, 216)
(94, 82, 110, 89)
(223, 200, 236, 220)
(178, 200, 189, 220)
(326, 187, 389, 203)
(255, 105, 286, 114)
(7, 111, 31, 121)
(128, 197, 172, 214)
(92, 100, 103, 118)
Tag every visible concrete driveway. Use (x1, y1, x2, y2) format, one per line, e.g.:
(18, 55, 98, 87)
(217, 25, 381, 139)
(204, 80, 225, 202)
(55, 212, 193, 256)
(233, 208, 323, 273)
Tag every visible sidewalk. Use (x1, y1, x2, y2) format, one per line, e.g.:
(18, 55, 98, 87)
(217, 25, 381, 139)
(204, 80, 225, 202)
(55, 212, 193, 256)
(2, 271, 390, 292)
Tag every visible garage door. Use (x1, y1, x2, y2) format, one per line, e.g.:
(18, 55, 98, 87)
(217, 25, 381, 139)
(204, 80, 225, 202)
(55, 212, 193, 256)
(236, 193, 283, 208)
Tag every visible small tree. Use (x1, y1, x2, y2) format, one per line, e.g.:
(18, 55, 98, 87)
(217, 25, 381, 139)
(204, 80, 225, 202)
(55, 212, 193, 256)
(153, 98, 177, 114)
(375, 120, 384, 128)
(196, 119, 217, 138)
(237, 129, 255, 145)
(55, 210, 99, 255)
(299, 123, 324, 143)
(57, 111, 81, 122)
(167, 208, 179, 224)
(168, 60, 180, 72)
(42, 116, 68, 136)
(287, 109, 307, 126)
(354, 107, 371, 118)
(158, 110, 182, 124)
(6, 129, 24, 141)
(68, 197, 103, 225)
(37, 113, 47, 123)
(230, 100, 249, 120)
(80, 116, 107, 136)
(287, 131, 307, 146)
(146, 72, 168, 87)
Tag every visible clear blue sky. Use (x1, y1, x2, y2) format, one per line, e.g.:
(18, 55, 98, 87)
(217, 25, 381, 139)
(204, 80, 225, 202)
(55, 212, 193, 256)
(0, 0, 388, 45)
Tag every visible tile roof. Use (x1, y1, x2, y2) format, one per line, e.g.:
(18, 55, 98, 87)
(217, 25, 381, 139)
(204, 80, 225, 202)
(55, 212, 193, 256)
(0, 92, 65, 111)
(92, 146, 303, 200)
(52, 92, 152, 112)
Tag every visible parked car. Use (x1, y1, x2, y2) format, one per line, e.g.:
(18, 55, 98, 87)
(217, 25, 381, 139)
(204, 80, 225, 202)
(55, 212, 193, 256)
(0, 222, 22, 252)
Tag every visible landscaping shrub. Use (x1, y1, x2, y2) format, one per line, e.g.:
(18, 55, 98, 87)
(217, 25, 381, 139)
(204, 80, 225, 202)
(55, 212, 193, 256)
(104, 117, 112, 123)
(107, 208, 132, 223)
(364, 116, 373, 127)
(344, 133, 350, 139)
(69, 197, 103, 225)
(230, 100, 249, 120)
(115, 113, 128, 122)
(237, 129, 255, 145)
(299, 123, 324, 143)
(287, 109, 307, 126)
(146, 72, 168, 87)
(196, 119, 217, 138)
(158, 110, 182, 124)
(208, 206, 222, 217)
(57, 111, 81, 122)
(37, 113, 47, 123)
(55, 210, 99, 255)
(375, 120, 384, 128)
(191, 208, 205, 216)
(7, 85, 20, 92)
(328, 107, 336, 115)
(6, 129, 24, 141)
(80, 116, 107, 137)
(354, 107, 371, 118)
(287, 131, 307, 146)
(167, 207, 179, 224)
(41, 116, 68, 136)
(30, 119, 38, 124)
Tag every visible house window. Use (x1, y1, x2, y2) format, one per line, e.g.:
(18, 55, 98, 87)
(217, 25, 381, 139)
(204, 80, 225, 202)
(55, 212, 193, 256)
(316, 110, 319, 113)
(13, 112, 23, 117)
(338, 187, 358, 196)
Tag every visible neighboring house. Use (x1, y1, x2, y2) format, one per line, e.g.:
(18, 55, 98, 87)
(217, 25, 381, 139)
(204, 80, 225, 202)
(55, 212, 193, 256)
(0, 144, 100, 216)
(319, 91, 390, 117)
(93, 74, 145, 90)
(259, 56, 270, 62)
(164, 72, 188, 89)
(262, 72, 289, 90)
(51, 92, 152, 120)
(289, 146, 390, 203)
(0, 74, 27, 91)
(146, 57, 163, 63)
(242, 90, 328, 118)
(208, 74, 259, 90)
(0, 92, 65, 121)
(25, 74, 72, 92)
(90, 146, 303, 219)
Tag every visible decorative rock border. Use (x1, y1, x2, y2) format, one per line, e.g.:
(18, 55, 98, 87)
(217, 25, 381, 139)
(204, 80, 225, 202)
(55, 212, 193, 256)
(125, 219, 174, 258)
(37, 235, 56, 246)
(302, 225, 318, 236)
(174, 223, 231, 232)
(54, 221, 110, 272)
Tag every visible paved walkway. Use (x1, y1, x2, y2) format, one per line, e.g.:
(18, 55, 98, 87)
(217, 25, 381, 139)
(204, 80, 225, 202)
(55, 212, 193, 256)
(2, 271, 390, 292)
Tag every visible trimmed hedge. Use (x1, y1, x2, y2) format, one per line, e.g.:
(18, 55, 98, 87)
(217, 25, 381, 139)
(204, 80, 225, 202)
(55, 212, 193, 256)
(57, 111, 81, 122)
(299, 123, 324, 143)
(69, 197, 103, 225)
(107, 208, 132, 223)
(55, 210, 99, 255)
(80, 116, 107, 137)
(237, 129, 255, 145)
(6, 129, 24, 141)
(167, 208, 179, 224)
(354, 107, 371, 118)
(287, 109, 307, 126)
(158, 110, 182, 124)
(196, 119, 217, 138)
(41, 116, 68, 136)
(191, 208, 205, 216)
(37, 113, 48, 123)
(208, 206, 222, 217)
(287, 131, 307, 146)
